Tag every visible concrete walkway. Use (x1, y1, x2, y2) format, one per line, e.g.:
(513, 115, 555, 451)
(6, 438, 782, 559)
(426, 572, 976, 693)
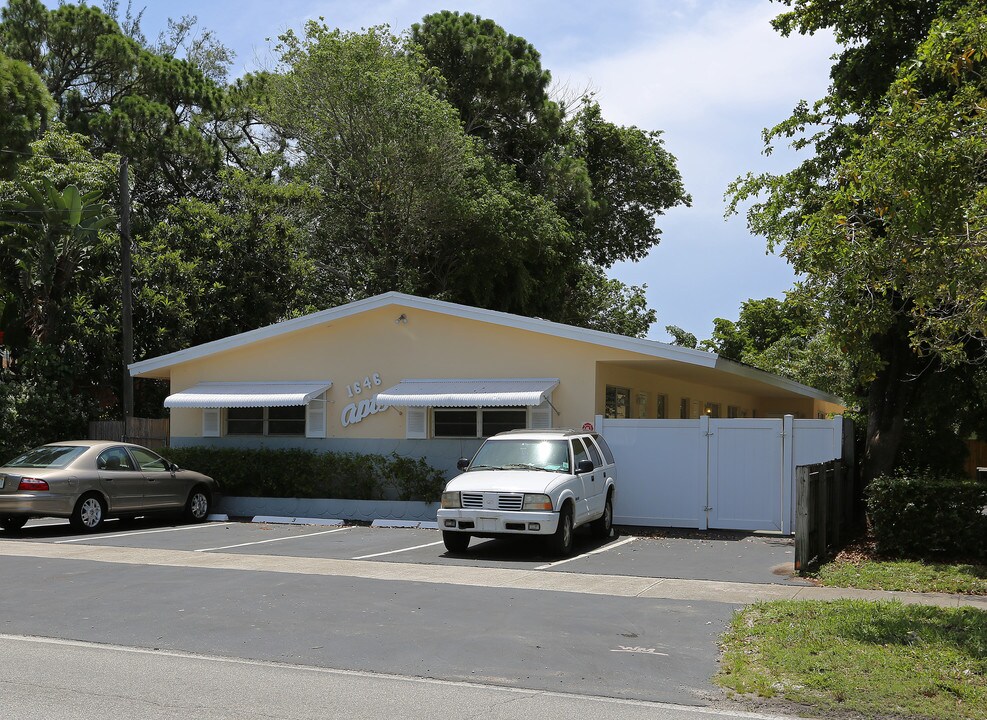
(2, 540, 985, 610)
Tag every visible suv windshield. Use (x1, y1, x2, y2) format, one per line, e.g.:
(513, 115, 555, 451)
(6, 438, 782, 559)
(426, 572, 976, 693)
(5, 445, 88, 469)
(470, 439, 570, 472)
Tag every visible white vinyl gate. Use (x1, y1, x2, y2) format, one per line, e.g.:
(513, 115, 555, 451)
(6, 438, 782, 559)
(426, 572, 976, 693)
(596, 414, 845, 534)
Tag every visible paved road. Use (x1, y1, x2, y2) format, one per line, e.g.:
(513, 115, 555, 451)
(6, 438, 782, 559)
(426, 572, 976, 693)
(2, 519, 981, 718)
(0, 634, 797, 720)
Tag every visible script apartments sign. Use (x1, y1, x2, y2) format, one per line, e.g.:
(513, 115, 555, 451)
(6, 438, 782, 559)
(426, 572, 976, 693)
(340, 371, 390, 428)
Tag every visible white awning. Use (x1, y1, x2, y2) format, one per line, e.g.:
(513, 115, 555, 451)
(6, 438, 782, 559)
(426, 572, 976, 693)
(164, 381, 332, 408)
(376, 378, 559, 408)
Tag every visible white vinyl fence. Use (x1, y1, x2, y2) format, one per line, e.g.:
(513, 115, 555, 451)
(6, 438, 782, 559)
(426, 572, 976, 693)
(596, 414, 847, 534)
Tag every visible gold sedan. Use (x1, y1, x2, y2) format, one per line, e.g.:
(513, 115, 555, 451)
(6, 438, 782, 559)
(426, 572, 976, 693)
(0, 441, 219, 532)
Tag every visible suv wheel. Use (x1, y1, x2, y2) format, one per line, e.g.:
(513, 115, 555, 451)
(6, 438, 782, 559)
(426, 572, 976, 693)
(442, 531, 471, 554)
(591, 491, 613, 540)
(548, 502, 574, 557)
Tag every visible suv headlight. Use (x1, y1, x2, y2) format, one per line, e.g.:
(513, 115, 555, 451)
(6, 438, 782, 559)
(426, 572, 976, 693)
(522, 494, 553, 511)
(441, 491, 461, 509)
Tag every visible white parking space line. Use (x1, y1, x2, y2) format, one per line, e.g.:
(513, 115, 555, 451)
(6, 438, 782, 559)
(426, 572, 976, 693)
(352, 540, 444, 560)
(195, 526, 351, 552)
(55, 523, 235, 544)
(535, 536, 637, 570)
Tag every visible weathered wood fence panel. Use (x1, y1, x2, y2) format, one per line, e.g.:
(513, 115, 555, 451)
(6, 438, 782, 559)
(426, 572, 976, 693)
(795, 460, 854, 573)
(88, 418, 170, 448)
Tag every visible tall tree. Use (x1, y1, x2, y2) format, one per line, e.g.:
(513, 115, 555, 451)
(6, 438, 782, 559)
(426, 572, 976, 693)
(0, 0, 224, 210)
(410, 10, 562, 178)
(729, 1, 987, 481)
(0, 51, 53, 177)
(0, 126, 118, 348)
(265, 21, 677, 337)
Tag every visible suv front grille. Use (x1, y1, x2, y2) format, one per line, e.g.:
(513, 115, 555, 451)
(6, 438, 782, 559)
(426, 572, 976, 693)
(461, 492, 524, 510)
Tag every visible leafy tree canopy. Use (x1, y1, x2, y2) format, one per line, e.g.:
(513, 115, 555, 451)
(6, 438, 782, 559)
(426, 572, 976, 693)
(264, 21, 683, 337)
(729, 0, 987, 480)
(0, 0, 225, 209)
(410, 10, 561, 174)
(0, 50, 53, 177)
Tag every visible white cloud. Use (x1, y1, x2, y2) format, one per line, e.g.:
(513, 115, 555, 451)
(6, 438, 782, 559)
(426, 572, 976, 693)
(554, 1, 836, 130)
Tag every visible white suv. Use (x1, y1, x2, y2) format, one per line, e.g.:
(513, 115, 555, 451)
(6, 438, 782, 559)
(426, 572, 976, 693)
(437, 429, 617, 556)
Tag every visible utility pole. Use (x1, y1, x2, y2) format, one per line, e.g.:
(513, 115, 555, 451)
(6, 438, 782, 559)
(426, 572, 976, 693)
(120, 156, 133, 440)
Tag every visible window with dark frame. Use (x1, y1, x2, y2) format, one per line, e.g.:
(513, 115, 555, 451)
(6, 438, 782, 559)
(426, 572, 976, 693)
(433, 409, 478, 438)
(656, 394, 667, 419)
(679, 397, 690, 419)
(227, 407, 264, 435)
(432, 407, 529, 438)
(481, 409, 528, 437)
(227, 406, 305, 436)
(604, 385, 631, 418)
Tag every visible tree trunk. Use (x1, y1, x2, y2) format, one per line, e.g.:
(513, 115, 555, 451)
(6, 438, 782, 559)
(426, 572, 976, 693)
(862, 327, 924, 484)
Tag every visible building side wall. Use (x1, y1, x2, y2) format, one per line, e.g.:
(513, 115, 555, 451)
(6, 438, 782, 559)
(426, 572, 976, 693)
(163, 302, 844, 441)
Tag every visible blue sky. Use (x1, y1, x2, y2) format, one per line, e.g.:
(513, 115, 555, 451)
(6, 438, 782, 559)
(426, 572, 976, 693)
(92, 0, 838, 340)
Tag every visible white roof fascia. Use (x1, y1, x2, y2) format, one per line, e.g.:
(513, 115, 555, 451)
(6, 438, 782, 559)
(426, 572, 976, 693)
(713, 358, 845, 405)
(129, 292, 717, 377)
(377, 378, 560, 407)
(164, 381, 333, 408)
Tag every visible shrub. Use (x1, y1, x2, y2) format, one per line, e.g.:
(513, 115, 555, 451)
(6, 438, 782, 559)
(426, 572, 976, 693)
(866, 468, 987, 559)
(0, 347, 94, 462)
(163, 446, 446, 502)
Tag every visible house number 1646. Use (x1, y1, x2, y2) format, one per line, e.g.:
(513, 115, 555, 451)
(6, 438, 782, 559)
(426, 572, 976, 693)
(346, 373, 382, 398)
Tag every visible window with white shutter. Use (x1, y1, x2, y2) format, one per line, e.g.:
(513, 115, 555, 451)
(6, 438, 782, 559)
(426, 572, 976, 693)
(406, 408, 428, 439)
(306, 393, 327, 438)
(528, 400, 553, 429)
(202, 409, 222, 437)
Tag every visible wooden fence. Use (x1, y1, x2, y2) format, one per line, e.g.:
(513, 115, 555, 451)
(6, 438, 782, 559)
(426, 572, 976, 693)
(964, 439, 987, 480)
(795, 460, 854, 573)
(88, 417, 170, 449)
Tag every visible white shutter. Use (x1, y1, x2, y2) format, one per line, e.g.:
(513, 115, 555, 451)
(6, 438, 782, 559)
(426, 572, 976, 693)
(406, 408, 428, 439)
(529, 400, 552, 429)
(306, 394, 327, 438)
(202, 409, 221, 438)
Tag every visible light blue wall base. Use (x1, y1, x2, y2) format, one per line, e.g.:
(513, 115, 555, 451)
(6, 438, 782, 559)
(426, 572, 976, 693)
(171, 436, 484, 479)
(217, 496, 438, 522)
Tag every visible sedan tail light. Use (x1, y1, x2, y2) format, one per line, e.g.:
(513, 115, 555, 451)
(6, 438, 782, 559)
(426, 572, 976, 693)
(18, 477, 49, 491)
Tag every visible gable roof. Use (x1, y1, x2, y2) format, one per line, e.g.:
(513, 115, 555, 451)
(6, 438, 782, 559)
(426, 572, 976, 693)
(128, 291, 842, 404)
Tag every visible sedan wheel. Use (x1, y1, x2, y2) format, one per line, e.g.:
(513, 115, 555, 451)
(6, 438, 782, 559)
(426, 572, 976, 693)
(184, 487, 210, 523)
(71, 494, 105, 532)
(1, 516, 28, 532)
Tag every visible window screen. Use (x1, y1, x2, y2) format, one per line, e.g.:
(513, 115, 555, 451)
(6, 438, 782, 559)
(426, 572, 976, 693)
(481, 409, 527, 437)
(433, 409, 478, 438)
(268, 405, 305, 435)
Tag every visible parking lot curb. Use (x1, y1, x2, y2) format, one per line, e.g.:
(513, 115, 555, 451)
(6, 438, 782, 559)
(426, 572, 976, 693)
(251, 516, 345, 526)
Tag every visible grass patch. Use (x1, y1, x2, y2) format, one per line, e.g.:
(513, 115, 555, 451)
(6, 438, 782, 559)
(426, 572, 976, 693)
(817, 558, 987, 595)
(718, 600, 987, 720)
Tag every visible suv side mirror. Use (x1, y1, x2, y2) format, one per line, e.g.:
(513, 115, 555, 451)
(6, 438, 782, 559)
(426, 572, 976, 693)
(576, 459, 594, 474)
(456, 458, 470, 471)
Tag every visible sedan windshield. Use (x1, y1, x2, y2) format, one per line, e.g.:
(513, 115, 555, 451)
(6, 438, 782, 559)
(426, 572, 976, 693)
(470, 439, 570, 472)
(5, 445, 88, 469)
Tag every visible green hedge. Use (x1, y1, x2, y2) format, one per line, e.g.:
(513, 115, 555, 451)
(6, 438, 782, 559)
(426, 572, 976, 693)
(866, 468, 987, 559)
(163, 446, 447, 502)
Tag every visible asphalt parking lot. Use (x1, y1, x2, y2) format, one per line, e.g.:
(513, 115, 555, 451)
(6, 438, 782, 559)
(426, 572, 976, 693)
(3, 516, 812, 586)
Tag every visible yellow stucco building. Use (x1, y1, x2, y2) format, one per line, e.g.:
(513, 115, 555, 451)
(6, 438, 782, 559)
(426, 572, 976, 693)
(130, 293, 844, 475)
